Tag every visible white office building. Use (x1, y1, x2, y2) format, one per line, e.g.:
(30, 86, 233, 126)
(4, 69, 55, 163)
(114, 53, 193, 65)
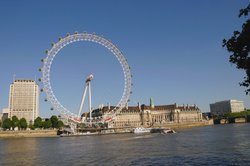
(8, 80, 39, 123)
(210, 100, 245, 116)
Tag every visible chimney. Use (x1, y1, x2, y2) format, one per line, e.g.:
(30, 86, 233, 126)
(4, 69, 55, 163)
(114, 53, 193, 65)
(108, 103, 110, 110)
(150, 97, 154, 109)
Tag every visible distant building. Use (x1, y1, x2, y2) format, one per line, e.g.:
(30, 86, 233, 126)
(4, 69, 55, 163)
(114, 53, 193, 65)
(90, 101, 203, 128)
(8, 80, 39, 123)
(210, 100, 245, 116)
(1, 108, 9, 122)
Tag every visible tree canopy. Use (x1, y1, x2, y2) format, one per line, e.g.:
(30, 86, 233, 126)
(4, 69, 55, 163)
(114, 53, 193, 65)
(57, 120, 64, 128)
(11, 116, 19, 129)
(34, 117, 43, 128)
(224, 111, 250, 118)
(223, 3, 250, 94)
(19, 118, 28, 129)
(50, 115, 59, 128)
(43, 119, 52, 129)
(2, 118, 12, 130)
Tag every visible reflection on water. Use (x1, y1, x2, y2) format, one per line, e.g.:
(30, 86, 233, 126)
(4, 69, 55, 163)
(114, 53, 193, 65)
(1, 123, 250, 165)
(0, 138, 40, 165)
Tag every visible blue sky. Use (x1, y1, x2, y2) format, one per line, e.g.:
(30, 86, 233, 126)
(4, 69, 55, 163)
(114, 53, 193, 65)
(0, 0, 249, 118)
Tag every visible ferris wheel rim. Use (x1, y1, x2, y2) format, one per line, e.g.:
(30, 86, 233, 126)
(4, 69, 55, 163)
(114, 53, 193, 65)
(41, 32, 132, 123)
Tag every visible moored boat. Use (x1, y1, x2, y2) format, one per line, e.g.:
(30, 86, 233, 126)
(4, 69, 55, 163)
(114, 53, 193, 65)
(162, 129, 176, 134)
(150, 128, 176, 134)
(133, 127, 152, 134)
(60, 131, 99, 137)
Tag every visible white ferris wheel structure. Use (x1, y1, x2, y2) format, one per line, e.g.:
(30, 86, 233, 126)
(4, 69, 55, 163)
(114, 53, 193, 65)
(39, 32, 132, 124)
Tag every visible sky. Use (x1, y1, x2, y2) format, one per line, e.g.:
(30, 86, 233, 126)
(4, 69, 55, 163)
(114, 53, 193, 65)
(0, 0, 249, 118)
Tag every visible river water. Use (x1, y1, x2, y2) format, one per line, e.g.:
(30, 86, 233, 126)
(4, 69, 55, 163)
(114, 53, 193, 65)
(0, 123, 250, 166)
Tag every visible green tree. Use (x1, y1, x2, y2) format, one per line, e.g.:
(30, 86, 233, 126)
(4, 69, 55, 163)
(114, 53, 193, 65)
(11, 116, 19, 129)
(57, 120, 64, 128)
(43, 119, 52, 129)
(223, 3, 250, 94)
(34, 117, 43, 128)
(19, 118, 28, 130)
(2, 118, 12, 130)
(225, 111, 250, 118)
(0, 120, 2, 127)
(29, 124, 35, 130)
(50, 115, 59, 128)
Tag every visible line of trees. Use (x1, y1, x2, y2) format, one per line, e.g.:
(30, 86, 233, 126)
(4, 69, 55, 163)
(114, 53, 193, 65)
(0, 116, 28, 130)
(0, 115, 64, 130)
(213, 110, 250, 124)
(33, 115, 64, 129)
(224, 111, 250, 119)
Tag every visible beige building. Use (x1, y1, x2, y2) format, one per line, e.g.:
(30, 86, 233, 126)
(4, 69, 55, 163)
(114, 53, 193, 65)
(1, 108, 9, 122)
(8, 80, 39, 123)
(210, 100, 245, 116)
(92, 102, 203, 128)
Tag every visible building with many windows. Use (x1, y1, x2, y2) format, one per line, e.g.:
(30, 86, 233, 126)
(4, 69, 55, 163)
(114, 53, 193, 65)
(210, 100, 245, 116)
(90, 100, 203, 128)
(8, 80, 39, 123)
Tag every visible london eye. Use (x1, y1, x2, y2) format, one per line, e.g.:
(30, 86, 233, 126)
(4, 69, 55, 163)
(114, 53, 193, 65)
(39, 32, 132, 124)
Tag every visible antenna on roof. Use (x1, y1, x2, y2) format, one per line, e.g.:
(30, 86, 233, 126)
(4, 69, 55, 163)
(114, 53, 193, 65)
(13, 74, 16, 83)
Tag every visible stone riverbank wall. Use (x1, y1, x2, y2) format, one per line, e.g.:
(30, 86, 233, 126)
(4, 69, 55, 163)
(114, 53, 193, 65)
(0, 130, 58, 138)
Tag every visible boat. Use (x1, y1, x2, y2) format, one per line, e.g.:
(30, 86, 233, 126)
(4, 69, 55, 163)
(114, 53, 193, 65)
(133, 127, 152, 134)
(150, 128, 176, 134)
(60, 131, 99, 137)
(162, 129, 176, 134)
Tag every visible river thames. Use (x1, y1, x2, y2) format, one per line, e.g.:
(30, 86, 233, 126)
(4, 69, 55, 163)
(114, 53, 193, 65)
(0, 123, 250, 165)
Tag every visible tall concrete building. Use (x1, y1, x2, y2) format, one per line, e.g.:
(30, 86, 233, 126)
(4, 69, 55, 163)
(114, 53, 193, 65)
(8, 80, 39, 123)
(210, 100, 245, 116)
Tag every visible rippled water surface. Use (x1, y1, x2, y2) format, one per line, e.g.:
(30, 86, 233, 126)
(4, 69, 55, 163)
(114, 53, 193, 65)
(1, 123, 250, 165)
